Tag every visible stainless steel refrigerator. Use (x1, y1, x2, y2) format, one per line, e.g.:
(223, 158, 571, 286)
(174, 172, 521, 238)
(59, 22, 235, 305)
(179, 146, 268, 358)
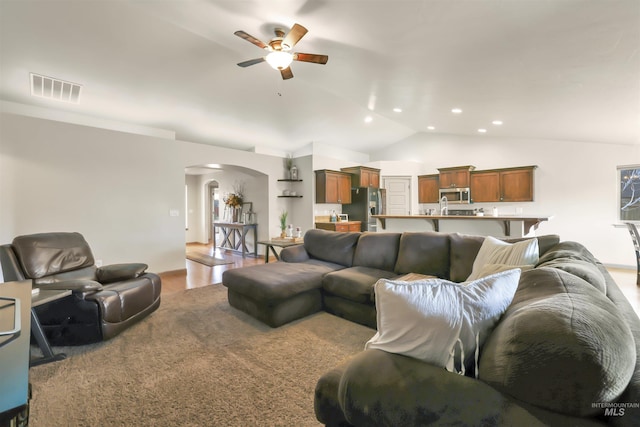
(342, 187, 386, 232)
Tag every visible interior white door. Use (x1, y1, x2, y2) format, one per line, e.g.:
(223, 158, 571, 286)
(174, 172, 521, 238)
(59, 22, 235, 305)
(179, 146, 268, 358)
(383, 177, 411, 215)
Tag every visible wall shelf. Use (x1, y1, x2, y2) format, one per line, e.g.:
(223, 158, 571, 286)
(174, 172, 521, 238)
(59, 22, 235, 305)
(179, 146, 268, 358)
(278, 178, 303, 198)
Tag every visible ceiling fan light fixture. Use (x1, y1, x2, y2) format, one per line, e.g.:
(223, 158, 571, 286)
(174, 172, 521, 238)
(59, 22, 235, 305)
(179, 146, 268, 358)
(266, 51, 293, 70)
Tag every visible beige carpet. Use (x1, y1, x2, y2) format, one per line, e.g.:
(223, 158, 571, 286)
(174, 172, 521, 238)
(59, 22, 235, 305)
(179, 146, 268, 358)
(186, 252, 234, 266)
(28, 284, 374, 426)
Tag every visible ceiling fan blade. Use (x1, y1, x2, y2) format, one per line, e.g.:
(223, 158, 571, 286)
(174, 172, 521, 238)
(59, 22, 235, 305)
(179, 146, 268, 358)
(280, 67, 294, 80)
(282, 23, 308, 50)
(293, 53, 328, 64)
(234, 30, 268, 50)
(237, 57, 265, 67)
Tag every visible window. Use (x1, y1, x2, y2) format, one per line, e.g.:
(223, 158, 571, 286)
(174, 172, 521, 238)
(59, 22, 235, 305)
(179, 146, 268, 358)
(619, 165, 640, 222)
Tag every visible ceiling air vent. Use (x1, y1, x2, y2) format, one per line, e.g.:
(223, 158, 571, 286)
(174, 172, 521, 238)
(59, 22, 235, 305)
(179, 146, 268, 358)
(30, 73, 82, 104)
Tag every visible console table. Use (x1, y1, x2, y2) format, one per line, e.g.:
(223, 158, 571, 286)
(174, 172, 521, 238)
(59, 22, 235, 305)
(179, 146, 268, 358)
(213, 222, 257, 257)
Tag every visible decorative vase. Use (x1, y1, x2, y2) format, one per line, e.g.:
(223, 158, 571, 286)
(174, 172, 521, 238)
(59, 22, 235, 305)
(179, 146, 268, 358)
(232, 207, 240, 223)
(280, 230, 286, 238)
(290, 165, 298, 180)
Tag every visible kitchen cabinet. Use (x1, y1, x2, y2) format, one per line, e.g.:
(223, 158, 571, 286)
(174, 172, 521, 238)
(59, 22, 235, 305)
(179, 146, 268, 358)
(438, 166, 475, 188)
(470, 166, 536, 202)
(500, 167, 536, 202)
(315, 170, 352, 204)
(341, 166, 381, 188)
(418, 174, 440, 203)
(315, 221, 361, 232)
(469, 171, 500, 202)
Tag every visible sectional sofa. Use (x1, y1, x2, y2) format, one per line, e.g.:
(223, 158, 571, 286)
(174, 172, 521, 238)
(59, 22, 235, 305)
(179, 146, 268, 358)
(222, 229, 640, 426)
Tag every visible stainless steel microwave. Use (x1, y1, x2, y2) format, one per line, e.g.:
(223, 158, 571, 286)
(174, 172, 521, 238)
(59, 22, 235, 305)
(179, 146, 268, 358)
(438, 187, 470, 204)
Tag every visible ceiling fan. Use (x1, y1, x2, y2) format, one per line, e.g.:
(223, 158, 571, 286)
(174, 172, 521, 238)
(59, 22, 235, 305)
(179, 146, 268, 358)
(234, 23, 328, 80)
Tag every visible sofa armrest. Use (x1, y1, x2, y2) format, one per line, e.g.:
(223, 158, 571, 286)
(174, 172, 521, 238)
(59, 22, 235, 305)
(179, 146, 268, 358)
(96, 263, 148, 284)
(280, 245, 310, 263)
(338, 349, 546, 427)
(37, 280, 103, 293)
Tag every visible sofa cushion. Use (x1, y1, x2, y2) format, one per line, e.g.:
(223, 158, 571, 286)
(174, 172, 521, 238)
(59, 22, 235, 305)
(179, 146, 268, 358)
(536, 241, 607, 293)
(394, 232, 450, 278)
(467, 236, 538, 281)
(536, 240, 599, 265)
(96, 263, 149, 284)
(33, 265, 98, 285)
(12, 232, 95, 279)
(222, 260, 343, 301)
(304, 229, 361, 267)
(323, 266, 399, 304)
(479, 267, 636, 417)
(449, 233, 485, 282)
(366, 269, 521, 377)
(538, 258, 607, 293)
(352, 232, 401, 271)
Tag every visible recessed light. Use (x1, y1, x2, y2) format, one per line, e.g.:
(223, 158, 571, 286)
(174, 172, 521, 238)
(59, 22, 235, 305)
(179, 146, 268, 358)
(478, 128, 487, 133)
(451, 108, 463, 114)
(492, 120, 503, 125)
(393, 107, 402, 113)
(427, 126, 435, 130)
(364, 116, 373, 123)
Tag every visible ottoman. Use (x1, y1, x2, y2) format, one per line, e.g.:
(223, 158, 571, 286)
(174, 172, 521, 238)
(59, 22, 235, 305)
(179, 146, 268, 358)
(222, 260, 341, 327)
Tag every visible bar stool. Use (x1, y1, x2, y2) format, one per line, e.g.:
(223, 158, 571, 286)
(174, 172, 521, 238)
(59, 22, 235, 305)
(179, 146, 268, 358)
(626, 222, 640, 286)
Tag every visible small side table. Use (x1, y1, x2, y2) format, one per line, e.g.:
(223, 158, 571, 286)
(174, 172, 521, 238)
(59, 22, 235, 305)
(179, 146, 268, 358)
(257, 240, 303, 263)
(30, 289, 71, 367)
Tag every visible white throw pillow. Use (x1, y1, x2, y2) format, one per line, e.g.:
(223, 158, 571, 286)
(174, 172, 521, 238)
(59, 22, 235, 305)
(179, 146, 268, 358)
(365, 268, 521, 377)
(466, 236, 538, 281)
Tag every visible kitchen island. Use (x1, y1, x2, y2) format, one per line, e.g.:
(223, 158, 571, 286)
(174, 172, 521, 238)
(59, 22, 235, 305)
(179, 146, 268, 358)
(372, 214, 552, 238)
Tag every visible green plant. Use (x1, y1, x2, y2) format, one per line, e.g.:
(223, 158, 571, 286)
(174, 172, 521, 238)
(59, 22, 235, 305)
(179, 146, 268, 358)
(284, 156, 293, 171)
(279, 210, 288, 231)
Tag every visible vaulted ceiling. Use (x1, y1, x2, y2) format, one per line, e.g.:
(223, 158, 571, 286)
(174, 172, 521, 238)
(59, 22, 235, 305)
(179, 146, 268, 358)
(1, 0, 638, 155)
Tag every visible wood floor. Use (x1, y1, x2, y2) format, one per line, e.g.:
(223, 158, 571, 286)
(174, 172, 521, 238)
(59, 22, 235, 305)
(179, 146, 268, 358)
(160, 243, 640, 315)
(159, 243, 267, 295)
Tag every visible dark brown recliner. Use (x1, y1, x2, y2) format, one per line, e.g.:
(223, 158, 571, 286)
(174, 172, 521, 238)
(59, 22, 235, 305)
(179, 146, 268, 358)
(0, 232, 161, 345)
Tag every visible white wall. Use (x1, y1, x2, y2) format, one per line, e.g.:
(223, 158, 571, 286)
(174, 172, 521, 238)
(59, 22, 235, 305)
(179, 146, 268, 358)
(0, 112, 285, 273)
(371, 132, 639, 268)
(2, 112, 637, 274)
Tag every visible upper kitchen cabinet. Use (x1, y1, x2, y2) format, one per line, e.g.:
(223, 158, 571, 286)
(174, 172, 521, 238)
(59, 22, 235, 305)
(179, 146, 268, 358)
(500, 166, 536, 202)
(469, 171, 500, 202)
(315, 170, 352, 204)
(341, 166, 381, 188)
(470, 166, 536, 202)
(418, 174, 440, 203)
(438, 166, 475, 188)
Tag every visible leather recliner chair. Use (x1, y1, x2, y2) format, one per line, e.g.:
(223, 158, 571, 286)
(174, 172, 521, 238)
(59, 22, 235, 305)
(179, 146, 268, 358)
(0, 232, 161, 345)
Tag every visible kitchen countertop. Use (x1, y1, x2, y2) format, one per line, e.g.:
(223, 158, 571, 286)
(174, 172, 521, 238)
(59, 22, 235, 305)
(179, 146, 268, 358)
(372, 214, 553, 236)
